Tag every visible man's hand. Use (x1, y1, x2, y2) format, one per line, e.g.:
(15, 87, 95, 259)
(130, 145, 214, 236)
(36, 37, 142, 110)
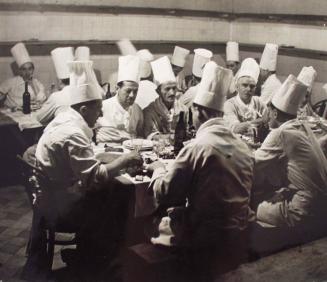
(147, 160, 166, 173)
(234, 122, 251, 134)
(122, 151, 143, 167)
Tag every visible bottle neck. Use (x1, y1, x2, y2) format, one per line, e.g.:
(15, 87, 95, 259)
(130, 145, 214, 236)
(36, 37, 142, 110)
(178, 112, 184, 124)
(24, 81, 29, 93)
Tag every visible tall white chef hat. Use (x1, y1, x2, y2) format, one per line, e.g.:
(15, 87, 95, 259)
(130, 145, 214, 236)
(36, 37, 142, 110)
(116, 38, 137, 55)
(192, 48, 213, 78)
(171, 46, 190, 68)
(297, 66, 317, 92)
(117, 55, 141, 84)
(51, 47, 75, 80)
(226, 41, 239, 62)
(151, 56, 176, 87)
(137, 49, 154, 79)
(259, 43, 278, 71)
(11, 43, 32, 68)
(236, 58, 260, 83)
(271, 74, 307, 116)
(68, 61, 103, 105)
(75, 46, 90, 61)
(194, 61, 233, 112)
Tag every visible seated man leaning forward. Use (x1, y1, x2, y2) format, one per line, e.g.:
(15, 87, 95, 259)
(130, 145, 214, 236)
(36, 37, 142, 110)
(224, 58, 268, 135)
(143, 56, 188, 139)
(147, 62, 254, 279)
(0, 42, 46, 110)
(254, 74, 327, 228)
(33, 62, 142, 265)
(96, 55, 144, 143)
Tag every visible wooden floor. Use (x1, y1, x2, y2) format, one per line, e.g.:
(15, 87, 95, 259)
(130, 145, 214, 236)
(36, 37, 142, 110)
(1, 185, 327, 282)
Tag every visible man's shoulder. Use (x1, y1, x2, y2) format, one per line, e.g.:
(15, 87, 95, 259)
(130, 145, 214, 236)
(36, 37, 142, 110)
(0, 76, 20, 86)
(252, 95, 266, 107)
(32, 77, 44, 85)
(103, 96, 116, 105)
(224, 96, 237, 110)
(225, 96, 237, 104)
(132, 102, 143, 112)
(143, 100, 156, 113)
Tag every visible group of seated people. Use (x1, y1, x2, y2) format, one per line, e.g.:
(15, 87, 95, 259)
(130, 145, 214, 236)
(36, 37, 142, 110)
(1, 40, 327, 281)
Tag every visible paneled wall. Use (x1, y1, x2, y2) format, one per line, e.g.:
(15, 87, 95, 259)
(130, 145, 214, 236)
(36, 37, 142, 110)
(0, 0, 327, 103)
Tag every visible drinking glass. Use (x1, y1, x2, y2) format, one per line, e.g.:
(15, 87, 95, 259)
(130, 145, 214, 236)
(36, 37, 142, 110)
(131, 136, 143, 152)
(153, 136, 166, 157)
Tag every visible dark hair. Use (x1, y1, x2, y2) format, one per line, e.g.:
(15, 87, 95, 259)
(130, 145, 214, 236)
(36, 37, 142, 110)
(193, 103, 223, 118)
(269, 102, 296, 121)
(61, 78, 70, 86)
(71, 99, 100, 111)
(117, 80, 137, 88)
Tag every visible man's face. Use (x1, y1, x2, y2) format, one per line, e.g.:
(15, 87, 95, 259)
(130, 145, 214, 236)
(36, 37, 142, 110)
(268, 106, 279, 129)
(158, 81, 177, 108)
(192, 104, 206, 130)
(19, 62, 34, 81)
(172, 64, 183, 76)
(236, 76, 256, 104)
(116, 81, 139, 109)
(226, 60, 239, 75)
(84, 100, 103, 128)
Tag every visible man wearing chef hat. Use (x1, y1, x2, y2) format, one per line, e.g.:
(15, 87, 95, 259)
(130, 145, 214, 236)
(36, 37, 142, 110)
(143, 56, 189, 139)
(0, 42, 46, 110)
(28, 61, 142, 275)
(254, 74, 327, 231)
(171, 46, 190, 96)
(224, 58, 268, 134)
(296, 66, 318, 118)
(107, 39, 137, 92)
(38, 46, 106, 125)
(179, 48, 213, 108)
(226, 41, 240, 76)
(96, 55, 144, 143)
(258, 43, 282, 105)
(147, 61, 254, 279)
(36, 46, 75, 125)
(226, 41, 240, 99)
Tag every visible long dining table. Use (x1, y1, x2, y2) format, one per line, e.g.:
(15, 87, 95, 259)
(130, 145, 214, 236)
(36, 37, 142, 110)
(0, 108, 44, 186)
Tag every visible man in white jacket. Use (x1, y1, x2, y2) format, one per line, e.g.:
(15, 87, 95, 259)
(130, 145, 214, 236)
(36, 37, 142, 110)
(96, 55, 144, 143)
(0, 43, 46, 109)
(255, 74, 327, 228)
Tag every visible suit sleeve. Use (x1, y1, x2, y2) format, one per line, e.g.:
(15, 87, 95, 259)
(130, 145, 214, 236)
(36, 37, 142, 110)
(149, 144, 197, 208)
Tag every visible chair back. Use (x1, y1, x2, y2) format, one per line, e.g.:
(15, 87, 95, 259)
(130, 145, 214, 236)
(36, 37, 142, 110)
(16, 154, 47, 208)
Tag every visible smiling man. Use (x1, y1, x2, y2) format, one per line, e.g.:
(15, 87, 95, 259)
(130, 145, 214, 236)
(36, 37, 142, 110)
(143, 56, 188, 139)
(96, 55, 144, 143)
(0, 42, 46, 109)
(224, 58, 268, 134)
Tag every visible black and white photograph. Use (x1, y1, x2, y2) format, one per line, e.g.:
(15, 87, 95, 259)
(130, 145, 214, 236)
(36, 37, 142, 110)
(0, 1, 327, 281)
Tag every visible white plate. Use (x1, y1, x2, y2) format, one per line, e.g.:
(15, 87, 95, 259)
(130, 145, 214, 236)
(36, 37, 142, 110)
(122, 139, 153, 151)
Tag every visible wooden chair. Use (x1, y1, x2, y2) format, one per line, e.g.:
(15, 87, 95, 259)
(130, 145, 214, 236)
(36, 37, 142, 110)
(16, 154, 77, 273)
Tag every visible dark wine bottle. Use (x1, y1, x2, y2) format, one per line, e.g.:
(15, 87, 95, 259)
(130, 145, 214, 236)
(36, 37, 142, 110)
(174, 112, 186, 155)
(22, 81, 31, 114)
